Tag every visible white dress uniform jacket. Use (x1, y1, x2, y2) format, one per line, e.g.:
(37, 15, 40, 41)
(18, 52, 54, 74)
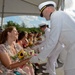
(30, 11, 75, 75)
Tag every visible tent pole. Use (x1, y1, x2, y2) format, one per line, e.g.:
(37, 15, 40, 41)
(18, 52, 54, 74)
(57, 0, 60, 10)
(1, 0, 5, 29)
(61, 0, 65, 10)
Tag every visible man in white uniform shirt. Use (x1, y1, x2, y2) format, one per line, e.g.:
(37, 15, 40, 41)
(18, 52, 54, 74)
(32, 23, 50, 52)
(30, 1, 75, 75)
(38, 23, 50, 49)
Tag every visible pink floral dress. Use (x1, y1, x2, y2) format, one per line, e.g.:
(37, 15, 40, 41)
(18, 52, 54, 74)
(0, 42, 27, 75)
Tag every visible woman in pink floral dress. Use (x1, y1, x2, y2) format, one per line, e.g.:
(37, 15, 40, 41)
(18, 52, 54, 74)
(0, 26, 30, 75)
(17, 31, 35, 75)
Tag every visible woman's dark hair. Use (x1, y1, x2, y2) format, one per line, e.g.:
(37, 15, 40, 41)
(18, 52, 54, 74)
(0, 26, 15, 44)
(18, 31, 26, 40)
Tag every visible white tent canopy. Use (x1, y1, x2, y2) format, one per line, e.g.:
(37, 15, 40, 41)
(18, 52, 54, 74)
(0, 0, 62, 17)
(0, 0, 64, 28)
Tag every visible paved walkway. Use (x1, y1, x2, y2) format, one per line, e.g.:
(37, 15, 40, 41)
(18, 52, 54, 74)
(35, 63, 64, 75)
(56, 67, 64, 75)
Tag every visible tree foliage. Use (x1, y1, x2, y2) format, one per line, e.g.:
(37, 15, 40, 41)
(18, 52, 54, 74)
(4, 21, 41, 33)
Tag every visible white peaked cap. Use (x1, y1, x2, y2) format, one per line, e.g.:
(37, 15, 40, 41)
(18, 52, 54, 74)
(39, 23, 47, 27)
(38, 1, 56, 11)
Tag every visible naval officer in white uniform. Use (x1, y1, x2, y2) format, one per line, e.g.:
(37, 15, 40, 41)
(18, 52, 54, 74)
(38, 23, 50, 50)
(31, 23, 50, 52)
(30, 1, 75, 75)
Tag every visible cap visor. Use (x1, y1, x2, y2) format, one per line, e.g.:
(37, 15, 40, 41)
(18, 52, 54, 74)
(40, 13, 43, 17)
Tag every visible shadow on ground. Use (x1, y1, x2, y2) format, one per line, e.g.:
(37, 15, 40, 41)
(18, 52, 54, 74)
(34, 62, 63, 75)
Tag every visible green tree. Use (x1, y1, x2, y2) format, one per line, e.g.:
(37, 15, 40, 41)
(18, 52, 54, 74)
(4, 21, 41, 33)
(4, 21, 20, 30)
(21, 22, 27, 28)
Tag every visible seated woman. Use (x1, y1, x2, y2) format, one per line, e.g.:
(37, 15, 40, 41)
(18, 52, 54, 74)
(28, 32, 34, 47)
(0, 26, 30, 75)
(17, 31, 35, 75)
(17, 31, 29, 48)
